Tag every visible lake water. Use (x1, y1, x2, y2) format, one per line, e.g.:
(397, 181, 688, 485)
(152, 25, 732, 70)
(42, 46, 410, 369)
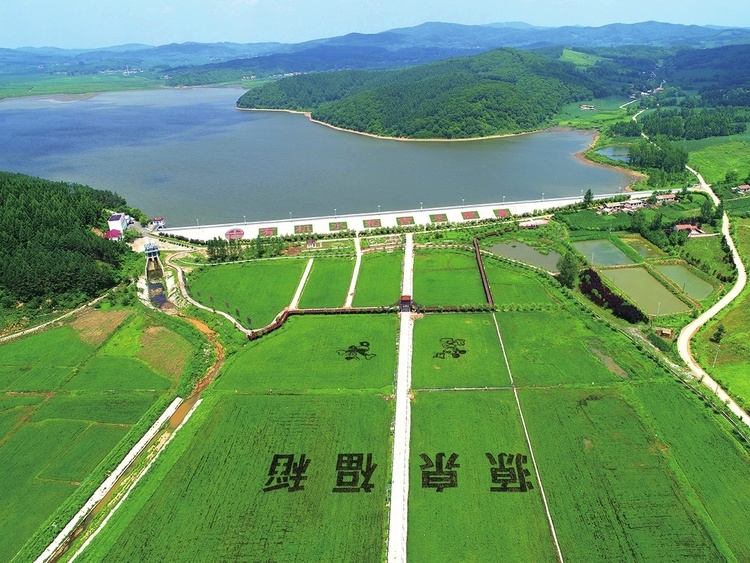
(0, 88, 633, 226)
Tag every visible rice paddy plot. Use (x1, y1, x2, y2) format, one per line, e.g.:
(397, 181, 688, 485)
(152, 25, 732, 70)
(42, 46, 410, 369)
(215, 314, 398, 392)
(655, 264, 714, 300)
(633, 381, 750, 561)
(413, 250, 487, 307)
(188, 258, 308, 328)
(572, 239, 635, 266)
(353, 250, 403, 307)
(77, 393, 392, 563)
(0, 325, 93, 370)
(496, 310, 663, 386)
(520, 386, 729, 561)
(408, 390, 557, 562)
(299, 257, 356, 309)
(63, 356, 172, 392)
(482, 259, 558, 307)
(411, 313, 510, 389)
(601, 267, 689, 315)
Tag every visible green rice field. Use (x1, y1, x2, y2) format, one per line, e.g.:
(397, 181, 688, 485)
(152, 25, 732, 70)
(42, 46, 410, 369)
(76, 392, 393, 562)
(408, 391, 557, 562)
(413, 249, 487, 306)
(188, 258, 308, 327)
(299, 257, 356, 309)
(0, 309, 200, 562)
(411, 313, 510, 389)
(352, 250, 404, 307)
(215, 314, 398, 393)
(483, 258, 559, 307)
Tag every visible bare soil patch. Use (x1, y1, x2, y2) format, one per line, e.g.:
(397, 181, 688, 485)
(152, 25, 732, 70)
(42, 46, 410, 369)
(71, 309, 130, 346)
(138, 326, 191, 379)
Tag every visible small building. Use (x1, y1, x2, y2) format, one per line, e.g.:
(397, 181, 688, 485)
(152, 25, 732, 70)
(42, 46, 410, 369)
(399, 295, 413, 313)
(673, 224, 703, 236)
(579, 104, 597, 111)
(144, 242, 159, 259)
(104, 229, 122, 241)
(656, 193, 677, 204)
(602, 201, 625, 214)
(657, 327, 673, 339)
(152, 217, 165, 229)
(736, 184, 750, 194)
(628, 199, 646, 209)
(108, 212, 128, 233)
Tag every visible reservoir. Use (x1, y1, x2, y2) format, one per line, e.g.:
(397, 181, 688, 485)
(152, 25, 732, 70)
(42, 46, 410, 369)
(0, 88, 633, 226)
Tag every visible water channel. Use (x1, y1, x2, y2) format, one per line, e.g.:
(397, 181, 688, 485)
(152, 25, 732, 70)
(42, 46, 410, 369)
(0, 88, 635, 226)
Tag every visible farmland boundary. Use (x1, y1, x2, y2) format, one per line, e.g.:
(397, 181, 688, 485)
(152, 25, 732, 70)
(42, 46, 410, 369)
(492, 312, 564, 562)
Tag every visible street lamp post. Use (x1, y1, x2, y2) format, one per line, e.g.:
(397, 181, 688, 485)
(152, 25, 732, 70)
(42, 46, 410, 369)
(713, 344, 721, 367)
(243, 215, 246, 224)
(461, 198, 465, 207)
(542, 192, 545, 202)
(378, 205, 380, 215)
(289, 211, 292, 221)
(334, 208, 337, 218)
(502, 195, 505, 204)
(420, 201, 423, 210)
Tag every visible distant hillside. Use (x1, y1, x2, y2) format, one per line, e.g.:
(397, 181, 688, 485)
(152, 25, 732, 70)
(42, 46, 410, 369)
(237, 48, 600, 139)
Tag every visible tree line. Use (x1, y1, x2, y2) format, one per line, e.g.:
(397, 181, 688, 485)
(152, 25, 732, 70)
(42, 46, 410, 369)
(0, 171, 130, 311)
(237, 48, 599, 139)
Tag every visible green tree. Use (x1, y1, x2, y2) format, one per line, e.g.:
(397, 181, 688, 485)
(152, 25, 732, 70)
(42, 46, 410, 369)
(583, 188, 594, 206)
(557, 251, 579, 289)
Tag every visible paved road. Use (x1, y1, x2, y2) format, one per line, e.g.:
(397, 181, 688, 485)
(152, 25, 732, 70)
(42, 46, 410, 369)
(387, 233, 414, 563)
(677, 168, 749, 427)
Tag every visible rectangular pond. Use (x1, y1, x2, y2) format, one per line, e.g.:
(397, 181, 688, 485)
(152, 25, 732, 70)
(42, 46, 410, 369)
(487, 241, 561, 272)
(572, 240, 634, 267)
(623, 236, 667, 259)
(655, 265, 714, 300)
(600, 267, 689, 316)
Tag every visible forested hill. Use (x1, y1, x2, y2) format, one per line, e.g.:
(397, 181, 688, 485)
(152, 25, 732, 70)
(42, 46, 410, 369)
(237, 48, 601, 139)
(0, 172, 129, 311)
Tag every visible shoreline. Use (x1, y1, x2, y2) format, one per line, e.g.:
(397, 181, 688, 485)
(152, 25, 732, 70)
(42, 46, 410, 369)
(238, 106, 640, 186)
(236, 106, 538, 143)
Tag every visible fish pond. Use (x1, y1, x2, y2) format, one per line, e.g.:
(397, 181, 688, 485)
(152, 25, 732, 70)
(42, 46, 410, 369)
(487, 242, 561, 272)
(572, 239, 634, 267)
(600, 267, 690, 315)
(655, 264, 714, 300)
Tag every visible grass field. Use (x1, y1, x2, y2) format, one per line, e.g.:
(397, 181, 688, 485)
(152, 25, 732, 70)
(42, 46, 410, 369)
(0, 308, 200, 562)
(408, 390, 557, 561)
(482, 258, 559, 306)
(688, 139, 750, 185)
(693, 219, 750, 407)
(353, 250, 403, 307)
(681, 235, 736, 280)
(411, 313, 510, 389)
(413, 249, 487, 307)
(521, 385, 732, 561)
(77, 393, 393, 562)
(215, 315, 398, 393)
(188, 258, 308, 328)
(299, 257, 356, 309)
(497, 310, 666, 386)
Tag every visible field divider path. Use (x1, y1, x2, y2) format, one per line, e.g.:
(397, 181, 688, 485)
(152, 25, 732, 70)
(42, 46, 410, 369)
(35, 398, 184, 563)
(492, 313, 564, 562)
(69, 399, 204, 562)
(344, 236, 362, 308)
(387, 233, 414, 563)
(289, 258, 314, 310)
(678, 168, 749, 427)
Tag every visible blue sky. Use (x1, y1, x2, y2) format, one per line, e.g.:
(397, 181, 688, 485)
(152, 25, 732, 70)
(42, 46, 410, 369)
(1, 0, 748, 48)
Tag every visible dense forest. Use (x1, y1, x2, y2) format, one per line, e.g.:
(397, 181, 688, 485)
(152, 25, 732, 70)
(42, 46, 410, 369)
(238, 48, 600, 139)
(0, 172, 130, 311)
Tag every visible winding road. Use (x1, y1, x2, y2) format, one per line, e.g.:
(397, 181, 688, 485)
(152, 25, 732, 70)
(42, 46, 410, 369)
(677, 168, 749, 427)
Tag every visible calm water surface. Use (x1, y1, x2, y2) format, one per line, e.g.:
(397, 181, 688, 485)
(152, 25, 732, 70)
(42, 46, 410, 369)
(0, 88, 633, 226)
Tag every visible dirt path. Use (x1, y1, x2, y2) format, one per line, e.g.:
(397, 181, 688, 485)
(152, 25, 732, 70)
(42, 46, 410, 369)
(677, 168, 749, 427)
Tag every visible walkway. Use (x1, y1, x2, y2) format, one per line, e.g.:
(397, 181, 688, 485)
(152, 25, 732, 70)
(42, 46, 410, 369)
(677, 168, 749, 427)
(387, 233, 414, 563)
(344, 236, 363, 308)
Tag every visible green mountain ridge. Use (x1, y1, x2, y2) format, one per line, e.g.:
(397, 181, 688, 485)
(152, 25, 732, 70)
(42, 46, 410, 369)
(237, 48, 599, 139)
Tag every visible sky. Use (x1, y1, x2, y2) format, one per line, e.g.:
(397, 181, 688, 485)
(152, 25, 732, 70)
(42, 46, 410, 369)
(1, 0, 748, 49)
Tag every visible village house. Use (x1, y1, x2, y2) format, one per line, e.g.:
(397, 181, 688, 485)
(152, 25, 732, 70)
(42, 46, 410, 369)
(655, 193, 678, 205)
(673, 224, 704, 237)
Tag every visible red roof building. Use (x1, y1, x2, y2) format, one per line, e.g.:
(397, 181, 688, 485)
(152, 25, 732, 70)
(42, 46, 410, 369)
(104, 229, 122, 240)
